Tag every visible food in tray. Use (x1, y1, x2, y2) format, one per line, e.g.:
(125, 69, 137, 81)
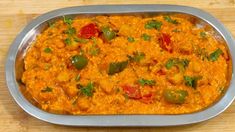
(21, 14, 231, 114)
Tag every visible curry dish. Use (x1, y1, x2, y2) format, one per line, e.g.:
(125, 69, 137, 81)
(21, 14, 232, 114)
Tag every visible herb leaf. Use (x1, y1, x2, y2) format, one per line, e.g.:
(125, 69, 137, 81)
(65, 27, 76, 36)
(64, 38, 72, 45)
(200, 31, 206, 38)
(63, 16, 73, 25)
(145, 20, 162, 30)
(209, 48, 223, 62)
(89, 45, 100, 56)
(80, 82, 94, 97)
(128, 52, 145, 62)
(41, 87, 53, 92)
(138, 78, 156, 86)
(127, 37, 135, 42)
(165, 58, 189, 71)
(141, 33, 151, 41)
(48, 21, 55, 28)
(184, 76, 202, 89)
(44, 47, 52, 53)
(164, 16, 179, 24)
(108, 61, 128, 75)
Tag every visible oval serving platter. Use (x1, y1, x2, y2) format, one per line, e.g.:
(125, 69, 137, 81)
(5, 5, 235, 126)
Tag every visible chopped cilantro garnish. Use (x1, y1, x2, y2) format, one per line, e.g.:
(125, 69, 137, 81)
(128, 52, 145, 62)
(184, 76, 202, 89)
(164, 16, 179, 24)
(145, 20, 162, 30)
(209, 48, 223, 62)
(127, 37, 135, 42)
(44, 47, 52, 53)
(141, 33, 151, 41)
(41, 87, 53, 92)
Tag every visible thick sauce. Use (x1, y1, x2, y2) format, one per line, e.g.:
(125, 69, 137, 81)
(21, 15, 231, 114)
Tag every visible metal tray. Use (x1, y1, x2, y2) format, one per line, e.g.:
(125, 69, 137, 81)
(5, 4, 235, 126)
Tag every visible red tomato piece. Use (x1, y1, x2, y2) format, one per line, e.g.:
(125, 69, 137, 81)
(79, 23, 99, 39)
(159, 33, 173, 53)
(122, 85, 141, 99)
(141, 93, 154, 104)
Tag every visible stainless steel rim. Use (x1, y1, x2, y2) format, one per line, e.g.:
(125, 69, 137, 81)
(5, 4, 235, 126)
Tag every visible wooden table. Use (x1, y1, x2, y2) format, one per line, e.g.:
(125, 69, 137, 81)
(0, 0, 235, 131)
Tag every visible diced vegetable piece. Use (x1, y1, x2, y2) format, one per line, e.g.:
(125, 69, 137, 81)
(122, 85, 141, 99)
(184, 76, 202, 89)
(44, 47, 52, 53)
(167, 73, 183, 85)
(71, 55, 88, 70)
(74, 37, 88, 44)
(101, 26, 116, 41)
(145, 20, 162, 30)
(127, 52, 145, 62)
(108, 61, 128, 75)
(209, 48, 223, 62)
(41, 87, 53, 93)
(163, 89, 188, 104)
(80, 23, 99, 39)
(78, 82, 94, 97)
(164, 16, 179, 24)
(141, 33, 151, 41)
(127, 37, 135, 42)
(159, 33, 172, 52)
(138, 78, 156, 86)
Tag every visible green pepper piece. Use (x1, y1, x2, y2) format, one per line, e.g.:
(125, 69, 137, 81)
(71, 55, 88, 70)
(108, 61, 128, 75)
(101, 27, 116, 41)
(163, 89, 188, 104)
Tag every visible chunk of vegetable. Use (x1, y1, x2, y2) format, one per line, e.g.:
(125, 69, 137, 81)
(159, 33, 172, 52)
(122, 85, 141, 99)
(79, 23, 99, 39)
(108, 61, 128, 75)
(209, 48, 223, 62)
(138, 78, 156, 86)
(71, 55, 88, 70)
(145, 20, 162, 30)
(101, 26, 116, 41)
(163, 89, 188, 104)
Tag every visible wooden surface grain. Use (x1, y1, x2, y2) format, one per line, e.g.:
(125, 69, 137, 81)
(0, 0, 235, 131)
